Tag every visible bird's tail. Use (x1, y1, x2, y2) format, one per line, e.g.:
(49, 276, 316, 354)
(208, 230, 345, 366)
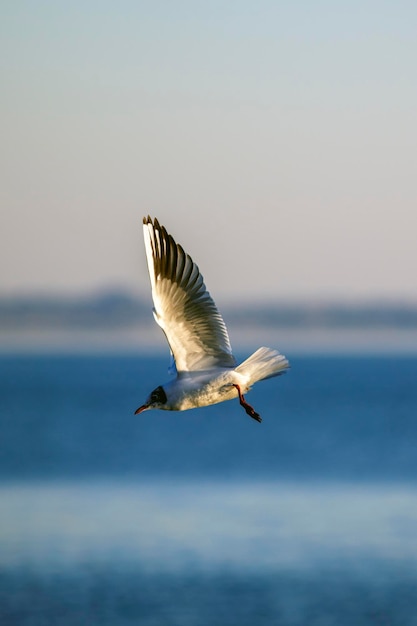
(235, 347, 289, 384)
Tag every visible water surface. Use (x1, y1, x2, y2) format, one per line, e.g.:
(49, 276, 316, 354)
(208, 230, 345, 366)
(1, 354, 417, 625)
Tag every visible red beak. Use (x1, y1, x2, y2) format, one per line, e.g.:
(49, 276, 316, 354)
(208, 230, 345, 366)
(134, 404, 149, 415)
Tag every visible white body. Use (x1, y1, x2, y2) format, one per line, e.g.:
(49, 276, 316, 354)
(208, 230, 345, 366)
(161, 347, 289, 411)
(162, 370, 246, 411)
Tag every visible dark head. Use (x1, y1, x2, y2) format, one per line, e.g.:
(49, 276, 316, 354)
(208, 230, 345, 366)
(134, 385, 168, 414)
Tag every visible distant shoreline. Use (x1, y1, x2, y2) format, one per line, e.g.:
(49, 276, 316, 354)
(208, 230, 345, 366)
(2, 291, 417, 354)
(2, 324, 417, 355)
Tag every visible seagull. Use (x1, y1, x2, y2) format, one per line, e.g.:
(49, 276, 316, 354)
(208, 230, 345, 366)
(135, 217, 289, 423)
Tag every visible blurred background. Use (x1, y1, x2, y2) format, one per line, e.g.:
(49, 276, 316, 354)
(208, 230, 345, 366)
(1, 2, 417, 625)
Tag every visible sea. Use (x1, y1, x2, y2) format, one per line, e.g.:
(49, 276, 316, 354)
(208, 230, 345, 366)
(1, 351, 417, 625)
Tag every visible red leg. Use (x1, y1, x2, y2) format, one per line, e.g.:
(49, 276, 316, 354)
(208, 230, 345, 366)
(232, 384, 262, 423)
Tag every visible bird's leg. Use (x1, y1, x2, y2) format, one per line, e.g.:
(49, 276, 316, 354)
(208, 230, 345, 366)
(232, 384, 262, 423)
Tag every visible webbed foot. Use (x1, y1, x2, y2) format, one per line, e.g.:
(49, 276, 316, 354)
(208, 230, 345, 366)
(232, 384, 262, 423)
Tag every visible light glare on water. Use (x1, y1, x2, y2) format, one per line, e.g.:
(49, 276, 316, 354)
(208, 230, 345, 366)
(2, 480, 417, 573)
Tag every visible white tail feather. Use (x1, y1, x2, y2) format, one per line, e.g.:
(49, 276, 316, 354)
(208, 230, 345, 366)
(235, 347, 289, 384)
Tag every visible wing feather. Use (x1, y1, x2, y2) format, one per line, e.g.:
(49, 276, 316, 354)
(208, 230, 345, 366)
(142, 216, 236, 373)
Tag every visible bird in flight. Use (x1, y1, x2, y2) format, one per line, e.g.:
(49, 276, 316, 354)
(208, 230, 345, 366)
(135, 217, 289, 423)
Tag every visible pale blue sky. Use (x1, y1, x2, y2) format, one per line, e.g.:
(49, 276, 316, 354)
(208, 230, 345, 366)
(1, 1, 416, 302)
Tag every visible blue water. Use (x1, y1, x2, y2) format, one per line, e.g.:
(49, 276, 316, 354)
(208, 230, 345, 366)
(1, 353, 417, 625)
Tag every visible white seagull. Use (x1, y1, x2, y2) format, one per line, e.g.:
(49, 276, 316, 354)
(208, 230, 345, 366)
(135, 217, 289, 423)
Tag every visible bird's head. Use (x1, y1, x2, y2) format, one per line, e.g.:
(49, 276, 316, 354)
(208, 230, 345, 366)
(134, 385, 168, 414)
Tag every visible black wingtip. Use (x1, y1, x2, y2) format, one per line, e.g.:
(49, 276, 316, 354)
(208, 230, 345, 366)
(143, 217, 168, 238)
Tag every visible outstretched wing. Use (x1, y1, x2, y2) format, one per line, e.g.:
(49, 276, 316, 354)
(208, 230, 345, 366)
(142, 216, 236, 373)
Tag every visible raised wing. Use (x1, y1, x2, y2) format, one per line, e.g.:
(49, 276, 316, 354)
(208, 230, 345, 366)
(143, 216, 236, 373)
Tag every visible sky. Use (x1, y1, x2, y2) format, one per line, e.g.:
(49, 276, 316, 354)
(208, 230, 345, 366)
(1, 1, 417, 303)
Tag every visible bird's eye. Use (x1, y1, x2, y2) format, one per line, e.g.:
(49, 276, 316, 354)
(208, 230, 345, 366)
(150, 385, 167, 404)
